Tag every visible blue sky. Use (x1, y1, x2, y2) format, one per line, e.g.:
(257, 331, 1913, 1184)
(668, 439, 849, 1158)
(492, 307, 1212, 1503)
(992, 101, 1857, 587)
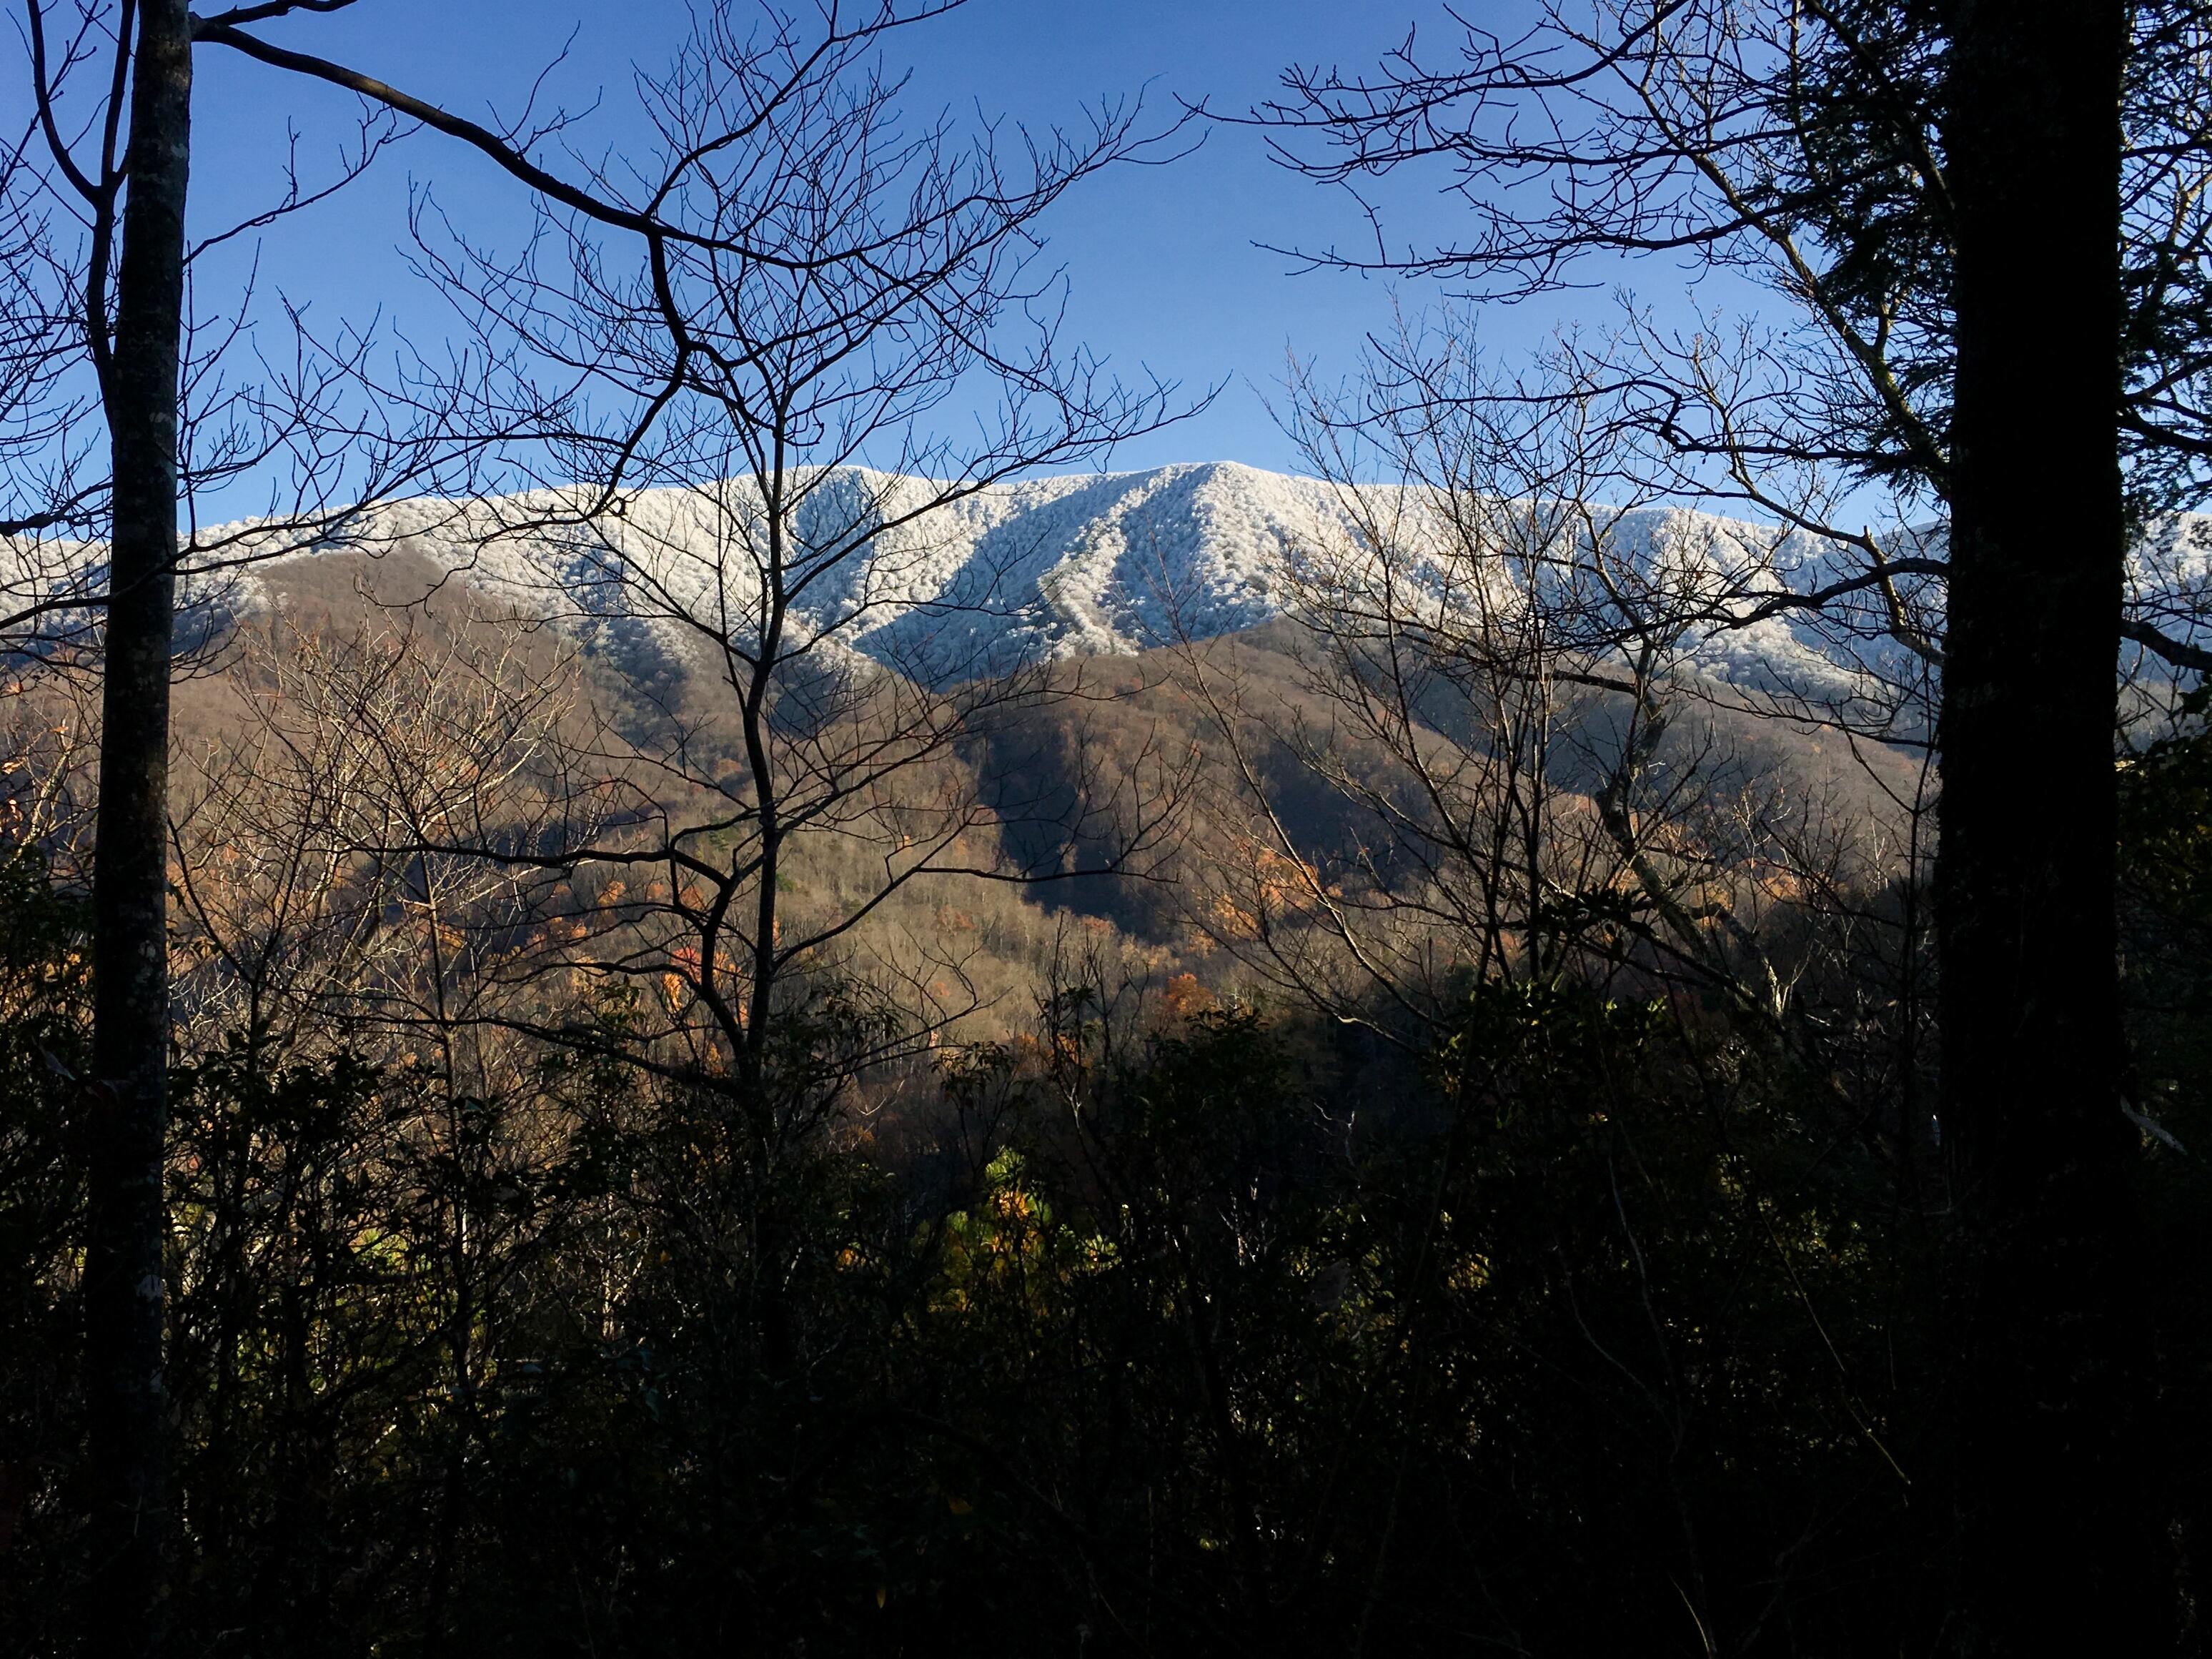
(170, 1, 1672, 477)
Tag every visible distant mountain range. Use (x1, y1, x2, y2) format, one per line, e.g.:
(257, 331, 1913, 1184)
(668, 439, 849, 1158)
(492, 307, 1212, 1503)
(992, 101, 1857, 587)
(7, 459, 2198, 717)
(224, 460, 1921, 709)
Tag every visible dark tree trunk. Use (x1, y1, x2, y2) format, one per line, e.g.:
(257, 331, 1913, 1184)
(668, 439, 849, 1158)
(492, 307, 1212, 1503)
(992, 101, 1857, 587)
(85, 4, 192, 1654)
(1937, 1, 2151, 1649)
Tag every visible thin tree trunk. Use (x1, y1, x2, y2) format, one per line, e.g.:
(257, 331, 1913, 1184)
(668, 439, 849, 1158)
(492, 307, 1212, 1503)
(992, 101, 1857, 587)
(1937, 2, 2151, 1648)
(85, 4, 192, 1653)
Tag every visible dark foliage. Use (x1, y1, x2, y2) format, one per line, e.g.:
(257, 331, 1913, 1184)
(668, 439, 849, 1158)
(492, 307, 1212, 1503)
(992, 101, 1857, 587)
(1, 853, 1970, 1656)
(0, 847, 89, 1644)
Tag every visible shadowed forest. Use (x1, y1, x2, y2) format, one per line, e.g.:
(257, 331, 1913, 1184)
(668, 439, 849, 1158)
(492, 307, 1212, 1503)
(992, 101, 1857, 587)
(4, 2, 2212, 1655)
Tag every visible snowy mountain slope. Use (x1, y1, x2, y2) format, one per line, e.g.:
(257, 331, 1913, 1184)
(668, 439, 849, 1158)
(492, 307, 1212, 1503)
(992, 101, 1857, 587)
(45, 459, 2208, 703)
(216, 462, 1356, 692)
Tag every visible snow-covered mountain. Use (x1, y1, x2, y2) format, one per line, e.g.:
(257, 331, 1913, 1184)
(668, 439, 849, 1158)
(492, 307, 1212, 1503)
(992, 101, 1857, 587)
(19, 458, 2196, 710)
(217, 461, 1924, 700)
(239, 461, 1340, 670)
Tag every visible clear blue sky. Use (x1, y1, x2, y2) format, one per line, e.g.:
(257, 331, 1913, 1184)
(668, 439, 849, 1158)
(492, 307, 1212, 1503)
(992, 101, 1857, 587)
(171, 1, 1656, 477)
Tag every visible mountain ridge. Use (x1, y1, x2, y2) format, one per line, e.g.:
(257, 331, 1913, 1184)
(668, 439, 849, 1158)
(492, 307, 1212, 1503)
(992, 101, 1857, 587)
(222, 459, 1918, 708)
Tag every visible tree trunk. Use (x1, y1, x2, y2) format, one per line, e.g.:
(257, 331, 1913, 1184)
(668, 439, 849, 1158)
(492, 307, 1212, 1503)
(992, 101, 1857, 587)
(1937, 2, 2151, 1649)
(85, 4, 192, 1653)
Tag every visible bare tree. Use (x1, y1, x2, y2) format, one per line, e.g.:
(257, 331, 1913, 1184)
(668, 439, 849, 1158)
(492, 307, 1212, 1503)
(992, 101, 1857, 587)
(324, 6, 1202, 1144)
(1176, 317, 1929, 1071)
